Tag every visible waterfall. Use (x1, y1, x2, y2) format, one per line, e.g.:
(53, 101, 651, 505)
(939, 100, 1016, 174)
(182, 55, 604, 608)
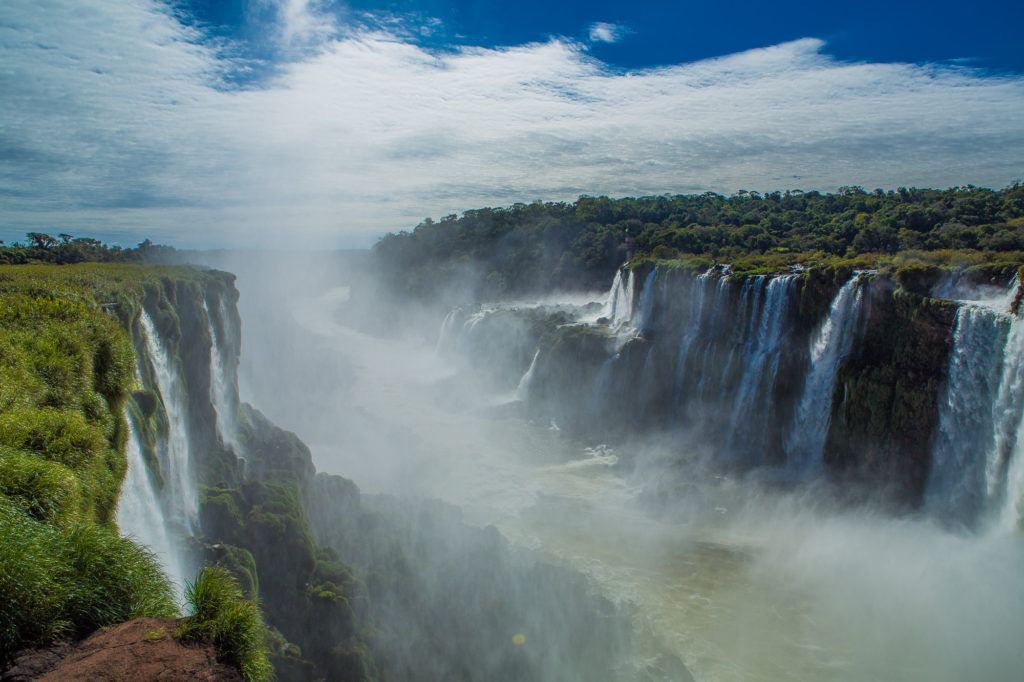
(515, 349, 541, 401)
(635, 269, 658, 332)
(784, 274, 865, 474)
(672, 268, 715, 405)
(925, 278, 1024, 530)
(139, 311, 198, 532)
(205, 300, 242, 457)
(725, 274, 797, 461)
(435, 308, 463, 354)
(925, 306, 1012, 523)
(116, 418, 186, 599)
(694, 275, 733, 402)
(604, 269, 635, 326)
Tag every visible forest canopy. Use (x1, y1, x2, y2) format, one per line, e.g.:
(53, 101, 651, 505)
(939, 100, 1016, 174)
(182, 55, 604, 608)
(0, 235, 177, 266)
(373, 184, 1024, 298)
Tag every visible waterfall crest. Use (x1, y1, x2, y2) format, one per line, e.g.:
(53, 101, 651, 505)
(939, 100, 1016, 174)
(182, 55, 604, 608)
(783, 274, 865, 475)
(138, 310, 198, 533)
(926, 279, 1024, 530)
(604, 268, 635, 327)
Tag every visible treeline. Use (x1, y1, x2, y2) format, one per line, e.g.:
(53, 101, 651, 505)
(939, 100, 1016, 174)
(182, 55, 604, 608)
(0, 233, 177, 265)
(373, 184, 1024, 298)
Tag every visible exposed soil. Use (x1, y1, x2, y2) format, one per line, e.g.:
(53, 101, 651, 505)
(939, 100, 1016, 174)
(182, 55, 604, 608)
(2, 618, 242, 681)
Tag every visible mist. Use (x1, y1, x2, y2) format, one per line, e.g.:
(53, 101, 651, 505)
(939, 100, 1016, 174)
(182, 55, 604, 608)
(185, 249, 1024, 681)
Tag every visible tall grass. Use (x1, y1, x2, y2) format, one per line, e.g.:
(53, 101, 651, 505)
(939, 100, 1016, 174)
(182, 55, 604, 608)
(179, 566, 273, 682)
(0, 500, 177, 663)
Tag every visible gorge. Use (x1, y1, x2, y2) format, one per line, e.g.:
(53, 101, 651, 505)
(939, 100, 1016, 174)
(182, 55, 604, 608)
(4, 240, 1024, 682)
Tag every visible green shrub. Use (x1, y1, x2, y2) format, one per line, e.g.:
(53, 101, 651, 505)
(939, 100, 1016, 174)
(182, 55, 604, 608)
(0, 501, 69, 659)
(0, 501, 176, 664)
(179, 566, 273, 682)
(62, 524, 177, 635)
(0, 407, 106, 471)
(0, 447, 82, 524)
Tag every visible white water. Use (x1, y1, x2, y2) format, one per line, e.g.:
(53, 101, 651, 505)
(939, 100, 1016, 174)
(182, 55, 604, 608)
(116, 418, 187, 599)
(139, 311, 198, 532)
(262, 283, 1024, 682)
(724, 275, 796, 462)
(205, 300, 242, 457)
(435, 307, 464, 354)
(927, 279, 1024, 530)
(672, 268, 715, 404)
(635, 269, 658, 332)
(605, 268, 636, 327)
(784, 275, 865, 475)
(515, 349, 541, 401)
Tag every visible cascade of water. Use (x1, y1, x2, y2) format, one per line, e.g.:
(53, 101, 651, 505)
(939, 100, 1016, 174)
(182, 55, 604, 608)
(139, 311, 198, 532)
(672, 268, 715, 405)
(924, 277, 1024, 530)
(989, 314, 1024, 531)
(716, 276, 767, 398)
(117, 418, 186, 598)
(205, 300, 241, 457)
(603, 270, 624, 320)
(725, 274, 797, 460)
(435, 308, 462, 354)
(604, 268, 636, 326)
(925, 306, 1011, 523)
(635, 270, 658, 332)
(784, 275, 865, 475)
(694, 275, 733, 402)
(515, 349, 541, 401)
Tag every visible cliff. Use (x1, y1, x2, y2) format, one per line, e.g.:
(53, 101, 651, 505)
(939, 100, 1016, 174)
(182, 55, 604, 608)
(0, 264, 269, 680)
(447, 259, 1024, 513)
(90, 262, 639, 681)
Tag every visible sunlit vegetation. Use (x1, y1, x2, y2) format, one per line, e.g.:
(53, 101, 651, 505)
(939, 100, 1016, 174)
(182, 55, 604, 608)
(0, 263, 266, 679)
(374, 184, 1024, 298)
(178, 567, 273, 682)
(0, 498, 177, 663)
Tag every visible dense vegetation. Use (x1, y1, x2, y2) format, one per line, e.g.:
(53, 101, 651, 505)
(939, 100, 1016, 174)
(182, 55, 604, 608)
(373, 184, 1024, 299)
(179, 567, 273, 682)
(0, 264, 269, 680)
(0, 500, 177, 662)
(0, 265, 173, 662)
(0, 234, 177, 266)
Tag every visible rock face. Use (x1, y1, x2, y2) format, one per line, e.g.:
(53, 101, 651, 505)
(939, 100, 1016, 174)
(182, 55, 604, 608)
(128, 267, 637, 681)
(482, 263, 1016, 508)
(3, 618, 240, 682)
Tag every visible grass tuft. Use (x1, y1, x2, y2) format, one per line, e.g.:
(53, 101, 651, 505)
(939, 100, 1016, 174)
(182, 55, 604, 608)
(0, 500, 176, 664)
(179, 566, 273, 682)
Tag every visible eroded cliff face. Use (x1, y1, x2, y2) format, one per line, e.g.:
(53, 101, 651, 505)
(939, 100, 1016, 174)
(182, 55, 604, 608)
(824, 285, 957, 506)
(129, 266, 639, 682)
(445, 262, 1023, 512)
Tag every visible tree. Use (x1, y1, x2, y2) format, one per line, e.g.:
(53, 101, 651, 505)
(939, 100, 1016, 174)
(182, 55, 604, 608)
(27, 232, 57, 249)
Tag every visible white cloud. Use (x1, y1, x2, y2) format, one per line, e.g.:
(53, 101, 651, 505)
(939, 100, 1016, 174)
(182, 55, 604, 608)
(268, 0, 338, 52)
(1, 1, 1023, 248)
(588, 22, 625, 44)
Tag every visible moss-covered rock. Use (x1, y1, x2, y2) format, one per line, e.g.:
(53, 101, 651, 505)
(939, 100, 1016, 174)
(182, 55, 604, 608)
(824, 282, 958, 506)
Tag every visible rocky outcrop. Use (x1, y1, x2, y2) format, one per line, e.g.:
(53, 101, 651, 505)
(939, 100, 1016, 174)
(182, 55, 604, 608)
(825, 285, 958, 506)
(499, 263, 972, 505)
(3, 618, 241, 682)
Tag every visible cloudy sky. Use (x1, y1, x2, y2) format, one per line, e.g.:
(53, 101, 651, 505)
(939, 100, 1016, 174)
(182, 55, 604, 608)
(1, 0, 1022, 248)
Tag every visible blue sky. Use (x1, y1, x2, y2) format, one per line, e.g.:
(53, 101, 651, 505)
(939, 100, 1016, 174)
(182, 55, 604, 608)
(182, 0, 1024, 74)
(1, 0, 1022, 248)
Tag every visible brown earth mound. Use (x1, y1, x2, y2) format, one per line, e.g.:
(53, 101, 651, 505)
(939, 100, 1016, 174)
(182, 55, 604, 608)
(2, 617, 242, 681)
